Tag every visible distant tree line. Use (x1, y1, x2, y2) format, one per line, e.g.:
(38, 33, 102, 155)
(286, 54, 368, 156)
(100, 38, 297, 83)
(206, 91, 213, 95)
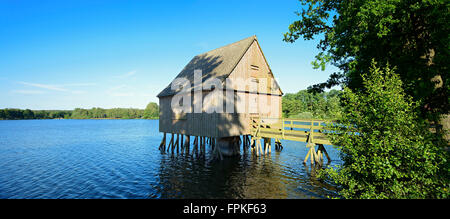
(0, 102, 159, 120)
(282, 89, 342, 119)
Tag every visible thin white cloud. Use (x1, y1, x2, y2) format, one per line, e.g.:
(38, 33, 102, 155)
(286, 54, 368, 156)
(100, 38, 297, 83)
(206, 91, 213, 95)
(70, 90, 87, 94)
(19, 81, 68, 91)
(62, 83, 97, 87)
(11, 89, 46, 95)
(18, 81, 92, 94)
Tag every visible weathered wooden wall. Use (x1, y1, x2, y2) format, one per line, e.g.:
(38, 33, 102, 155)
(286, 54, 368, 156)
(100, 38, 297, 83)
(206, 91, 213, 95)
(158, 40, 282, 138)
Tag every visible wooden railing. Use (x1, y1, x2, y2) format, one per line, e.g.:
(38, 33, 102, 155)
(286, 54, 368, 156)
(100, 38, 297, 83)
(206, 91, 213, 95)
(250, 117, 332, 145)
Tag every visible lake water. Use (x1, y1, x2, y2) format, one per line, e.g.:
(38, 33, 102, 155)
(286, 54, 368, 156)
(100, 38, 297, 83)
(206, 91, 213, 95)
(0, 119, 342, 199)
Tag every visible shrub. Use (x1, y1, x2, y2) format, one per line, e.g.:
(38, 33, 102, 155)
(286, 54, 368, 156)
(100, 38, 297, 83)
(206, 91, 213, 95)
(323, 61, 449, 199)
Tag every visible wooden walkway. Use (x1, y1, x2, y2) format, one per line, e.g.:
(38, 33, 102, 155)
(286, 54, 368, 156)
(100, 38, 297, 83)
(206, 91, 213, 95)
(250, 117, 332, 165)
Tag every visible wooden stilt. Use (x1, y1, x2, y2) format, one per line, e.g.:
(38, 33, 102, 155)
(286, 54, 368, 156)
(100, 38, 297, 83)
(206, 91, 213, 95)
(203, 137, 206, 154)
(210, 137, 215, 151)
(303, 148, 311, 164)
(311, 145, 320, 164)
(275, 138, 283, 152)
(253, 137, 257, 156)
(167, 133, 174, 153)
(250, 137, 254, 154)
(180, 135, 184, 154)
(200, 137, 204, 155)
(259, 138, 263, 157)
(159, 133, 166, 151)
(263, 138, 268, 155)
(255, 138, 259, 156)
(255, 139, 260, 157)
(246, 135, 249, 151)
(192, 136, 198, 155)
(172, 134, 179, 154)
(185, 135, 190, 154)
(317, 146, 323, 165)
(318, 144, 331, 163)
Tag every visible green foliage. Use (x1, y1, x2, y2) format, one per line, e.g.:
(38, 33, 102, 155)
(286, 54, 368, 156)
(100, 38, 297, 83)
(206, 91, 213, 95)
(143, 102, 159, 119)
(22, 109, 34, 119)
(292, 112, 314, 119)
(0, 102, 159, 120)
(323, 62, 449, 199)
(284, 0, 449, 119)
(282, 89, 342, 119)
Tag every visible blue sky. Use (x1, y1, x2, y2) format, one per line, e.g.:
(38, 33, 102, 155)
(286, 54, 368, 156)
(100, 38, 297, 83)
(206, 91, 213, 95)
(0, 0, 338, 110)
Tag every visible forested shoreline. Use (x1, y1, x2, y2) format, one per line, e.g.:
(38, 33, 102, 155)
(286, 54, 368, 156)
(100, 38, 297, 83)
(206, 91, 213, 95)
(282, 89, 342, 119)
(0, 102, 159, 120)
(1, 91, 342, 121)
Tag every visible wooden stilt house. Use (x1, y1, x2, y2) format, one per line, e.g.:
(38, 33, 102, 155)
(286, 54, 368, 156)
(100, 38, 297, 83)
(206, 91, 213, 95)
(157, 36, 283, 140)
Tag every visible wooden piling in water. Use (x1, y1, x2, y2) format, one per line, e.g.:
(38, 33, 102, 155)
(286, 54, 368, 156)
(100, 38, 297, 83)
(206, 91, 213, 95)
(193, 136, 198, 155)
(210, 137, 215, 151)
(200, 137, 204, 155)
(259, 138, 263, 157)
(254, 138, 262, 157)
(317, 144, 331, 164)
(274, 138, 282, 151)
(254, 138, 258, 156)
(172, 134, 178, 154)
(184, 135, 190, 154)
(180, 135, 184, 154)
(159, 133, 166, 152)
(167, 133, 174, 153)
(250, 136, 254, 154)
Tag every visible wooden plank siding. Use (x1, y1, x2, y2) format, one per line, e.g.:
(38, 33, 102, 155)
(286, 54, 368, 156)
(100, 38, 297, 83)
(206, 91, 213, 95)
(158, 36, 282, 138)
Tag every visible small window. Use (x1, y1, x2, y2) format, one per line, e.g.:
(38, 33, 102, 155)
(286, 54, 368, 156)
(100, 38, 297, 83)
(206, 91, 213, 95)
(250, 65, 259, 70)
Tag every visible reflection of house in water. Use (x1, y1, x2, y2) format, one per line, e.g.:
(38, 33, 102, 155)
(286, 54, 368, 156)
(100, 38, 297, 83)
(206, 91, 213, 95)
(154, 153, 338, 198)
(157, 36, 283, 156)
(154, 154, 291, 198)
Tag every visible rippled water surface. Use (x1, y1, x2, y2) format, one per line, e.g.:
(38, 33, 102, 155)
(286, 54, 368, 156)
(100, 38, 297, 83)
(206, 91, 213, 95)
(0, 119, 342, 199)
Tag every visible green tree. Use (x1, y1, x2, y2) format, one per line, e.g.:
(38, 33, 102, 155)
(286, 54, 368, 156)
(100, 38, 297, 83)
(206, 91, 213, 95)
(143, 102, 159, 119)
(324, 62, 448, 199)
(284, 0, 449, 122)
(282, 89, 342, 119)
(0, 109, 6, 119)
(33, 110, 49, 119)
(71, 108, 90, 119)
(4, 109, 23, 120)
(23, 109, 34, 119)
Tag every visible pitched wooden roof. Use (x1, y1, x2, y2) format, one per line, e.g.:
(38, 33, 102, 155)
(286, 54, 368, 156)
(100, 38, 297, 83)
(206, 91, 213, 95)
(158, 36, 277, 97)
